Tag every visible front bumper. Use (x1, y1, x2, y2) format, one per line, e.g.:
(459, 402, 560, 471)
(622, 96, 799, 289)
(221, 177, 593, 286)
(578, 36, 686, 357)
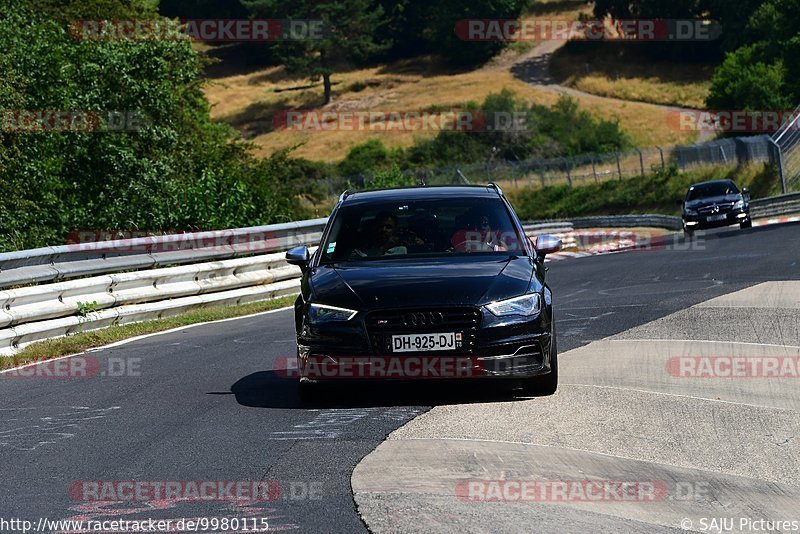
(295, 307, 554, 382)
(683, 208, 749, 230)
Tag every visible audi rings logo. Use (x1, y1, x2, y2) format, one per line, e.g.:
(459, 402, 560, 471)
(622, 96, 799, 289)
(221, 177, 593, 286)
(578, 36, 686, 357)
(402, 311, 444, 326)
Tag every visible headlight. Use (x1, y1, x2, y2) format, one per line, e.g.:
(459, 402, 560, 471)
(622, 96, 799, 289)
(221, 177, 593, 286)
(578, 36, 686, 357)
(734, 200, 745, 209)
(308, 303, 358, 323)
(486, 293, 542, 317)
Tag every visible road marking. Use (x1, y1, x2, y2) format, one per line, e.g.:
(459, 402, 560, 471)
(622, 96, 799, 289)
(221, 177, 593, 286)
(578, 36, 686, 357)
(607, 338, 800, 349)
(559, 382, 799, 411)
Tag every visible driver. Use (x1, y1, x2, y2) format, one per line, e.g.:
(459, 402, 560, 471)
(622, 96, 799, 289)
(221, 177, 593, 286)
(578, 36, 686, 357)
(353, 211, 408, 257)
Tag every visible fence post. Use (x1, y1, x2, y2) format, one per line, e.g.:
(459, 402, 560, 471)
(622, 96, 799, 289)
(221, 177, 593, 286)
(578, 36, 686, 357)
(636, 148, 645, 177)
(562, 157, 572, 186)
(769, 138, 788, 194)
(616, 152, 622, 180)
(656, 146, 664, 169)
(592, 157, 598, 183)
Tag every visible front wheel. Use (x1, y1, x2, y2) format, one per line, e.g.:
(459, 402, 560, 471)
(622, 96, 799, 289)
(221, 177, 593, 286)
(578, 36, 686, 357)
(522, 334, 558, 396)
(740, 219, 752, 229)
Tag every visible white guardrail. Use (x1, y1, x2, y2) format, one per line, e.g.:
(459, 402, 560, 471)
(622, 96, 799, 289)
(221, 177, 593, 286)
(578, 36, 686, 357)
(0, 220, 328, 355)
(1, 193, 798, 356)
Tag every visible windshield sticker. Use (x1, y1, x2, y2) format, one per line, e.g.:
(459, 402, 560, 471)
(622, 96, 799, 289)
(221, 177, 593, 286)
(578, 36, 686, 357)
(327, 242, 336, 253)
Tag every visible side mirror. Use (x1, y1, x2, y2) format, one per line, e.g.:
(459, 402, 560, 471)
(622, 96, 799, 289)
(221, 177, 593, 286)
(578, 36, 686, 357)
(675, 198, 684, 206)
(742, 187, 750, 199)
(286, 246, 311, 269)
(533, 234, 562, 259)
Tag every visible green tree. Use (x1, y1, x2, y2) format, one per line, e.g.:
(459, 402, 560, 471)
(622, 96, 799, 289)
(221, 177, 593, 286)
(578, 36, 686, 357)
(242, 0, 389, 104)
(706, 45, 791, 110)
(0, 0, 304, 251)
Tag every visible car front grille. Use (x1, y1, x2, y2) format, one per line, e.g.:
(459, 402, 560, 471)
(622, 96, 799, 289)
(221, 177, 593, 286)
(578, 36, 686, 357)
(365, 307, 482, 355)
(697, 202, 733, 215)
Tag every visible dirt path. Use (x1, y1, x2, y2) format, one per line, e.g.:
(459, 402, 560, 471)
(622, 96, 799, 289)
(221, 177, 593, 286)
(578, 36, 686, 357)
(507, 40, 715, 142)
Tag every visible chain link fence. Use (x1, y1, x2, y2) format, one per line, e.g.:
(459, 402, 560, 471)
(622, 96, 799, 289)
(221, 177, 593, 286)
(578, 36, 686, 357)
(771, 104, 800, 193)
(320, 134, 781, 194)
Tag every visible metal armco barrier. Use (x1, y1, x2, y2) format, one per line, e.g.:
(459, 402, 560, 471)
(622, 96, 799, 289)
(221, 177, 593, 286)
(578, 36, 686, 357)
(1, 192, 799, 356)
(749, 191, 800, 219)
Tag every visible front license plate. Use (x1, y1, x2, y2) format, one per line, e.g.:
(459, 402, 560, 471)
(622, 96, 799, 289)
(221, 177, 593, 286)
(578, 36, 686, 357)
(707, 214, 726, 222)
(392, 332, 457, 352)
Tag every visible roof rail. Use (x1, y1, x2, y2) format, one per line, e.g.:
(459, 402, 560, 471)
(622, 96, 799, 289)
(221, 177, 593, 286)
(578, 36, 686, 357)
(488, 182, 504, 196)
(339, 189, 354, 203)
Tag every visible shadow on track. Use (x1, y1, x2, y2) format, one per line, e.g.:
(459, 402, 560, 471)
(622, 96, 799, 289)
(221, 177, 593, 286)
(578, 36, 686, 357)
(226, 371, 545, 409)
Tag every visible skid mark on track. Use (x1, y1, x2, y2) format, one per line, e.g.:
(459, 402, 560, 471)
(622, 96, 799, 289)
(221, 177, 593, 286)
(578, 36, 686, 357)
(0, 406, 120, 451)
(268, 407, 425, 441)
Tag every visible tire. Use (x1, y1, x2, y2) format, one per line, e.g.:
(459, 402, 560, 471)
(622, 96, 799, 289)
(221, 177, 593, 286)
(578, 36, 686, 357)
(522, 332, 558, 396)
(740, 219, 752, 229)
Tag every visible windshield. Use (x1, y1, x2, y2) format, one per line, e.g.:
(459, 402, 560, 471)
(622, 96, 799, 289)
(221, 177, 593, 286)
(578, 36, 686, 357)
(320, 197, 525, 263)
(686, 182, 739, 201)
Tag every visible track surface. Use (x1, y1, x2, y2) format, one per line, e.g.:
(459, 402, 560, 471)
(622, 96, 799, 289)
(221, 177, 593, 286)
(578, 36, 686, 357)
(1, 223, 798, 533)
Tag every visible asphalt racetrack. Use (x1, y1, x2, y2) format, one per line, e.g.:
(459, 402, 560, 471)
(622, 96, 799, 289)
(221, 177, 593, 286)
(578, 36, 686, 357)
(1, 222, 798, 533)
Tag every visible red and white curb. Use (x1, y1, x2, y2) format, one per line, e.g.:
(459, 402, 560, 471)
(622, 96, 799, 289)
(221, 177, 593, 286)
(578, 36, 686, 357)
(542, 215, 800, 263)
(753, 215, 800, 227)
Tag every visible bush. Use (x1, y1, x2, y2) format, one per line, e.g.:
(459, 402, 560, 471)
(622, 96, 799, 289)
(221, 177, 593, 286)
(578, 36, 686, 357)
(405, 92, 629, 168)
(365, 164, 417, 190)
(338, 139, 400, 177)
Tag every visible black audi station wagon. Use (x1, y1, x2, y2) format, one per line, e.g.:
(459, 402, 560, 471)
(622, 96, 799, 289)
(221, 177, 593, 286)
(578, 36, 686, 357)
(285, 185, 562, 398)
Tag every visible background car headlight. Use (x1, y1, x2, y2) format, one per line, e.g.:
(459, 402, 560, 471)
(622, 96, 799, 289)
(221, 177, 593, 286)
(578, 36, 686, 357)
(486, 293, 542, 317)
(308, 304, 358, 323)
(734, 200, 745, 209)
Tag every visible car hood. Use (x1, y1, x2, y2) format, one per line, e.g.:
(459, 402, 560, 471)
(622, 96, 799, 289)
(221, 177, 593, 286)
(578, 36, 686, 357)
(685, 194, 742, 209)
(311, 256, 534, 309)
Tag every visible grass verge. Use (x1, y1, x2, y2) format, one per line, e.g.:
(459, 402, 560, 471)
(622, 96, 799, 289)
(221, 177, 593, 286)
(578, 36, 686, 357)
(1, 295, 296, 370)
(549, 42, 716, 109)
(508, 163, 780, 220)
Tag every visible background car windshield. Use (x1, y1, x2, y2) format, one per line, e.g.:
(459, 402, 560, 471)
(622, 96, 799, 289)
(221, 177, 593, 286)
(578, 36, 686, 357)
(321, 197, 525, 262)
(686, 182, 739, 200)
